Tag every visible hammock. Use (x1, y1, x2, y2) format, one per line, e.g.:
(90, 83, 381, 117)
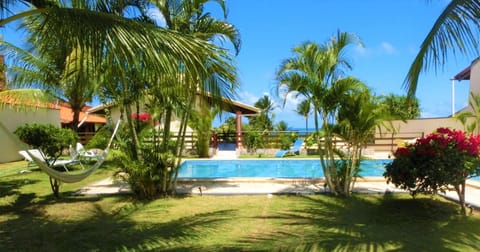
(26, 119, 121, 183)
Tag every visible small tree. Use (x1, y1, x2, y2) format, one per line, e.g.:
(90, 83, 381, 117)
(384, 127, 480, 215)
(275, 121, 296, 150)
(334, 86, 385, 195)
(379, 93, 420, 120)
(249, 95, 275, 131)
(15, 124, 77, 197)
(295, 100, 311, 134)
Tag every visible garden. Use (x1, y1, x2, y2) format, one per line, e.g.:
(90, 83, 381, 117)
(2, 0, 480, 250)
(1, 160, 480, 251)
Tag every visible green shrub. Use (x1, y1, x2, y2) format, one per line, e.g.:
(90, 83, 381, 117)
(85, 125, 112, 149)
(279, 133, 298, 150)
(15, 124, 77, 158)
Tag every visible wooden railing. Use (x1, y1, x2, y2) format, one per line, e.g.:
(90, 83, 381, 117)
(77, 131, 198, 152)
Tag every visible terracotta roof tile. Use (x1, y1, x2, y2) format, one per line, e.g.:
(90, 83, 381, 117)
(59, 105, 106, 124)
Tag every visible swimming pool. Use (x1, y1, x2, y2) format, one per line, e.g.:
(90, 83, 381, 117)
(178, 159, 391, 179)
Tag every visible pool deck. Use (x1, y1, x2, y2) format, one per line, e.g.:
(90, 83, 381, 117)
(75, 153, 480, 209)
(76, 176, 480, 209)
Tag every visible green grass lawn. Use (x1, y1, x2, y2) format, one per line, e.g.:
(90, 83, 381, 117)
(1, 160, 480, 251)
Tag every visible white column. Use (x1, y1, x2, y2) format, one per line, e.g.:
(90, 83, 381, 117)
(451, 79, 455, 116)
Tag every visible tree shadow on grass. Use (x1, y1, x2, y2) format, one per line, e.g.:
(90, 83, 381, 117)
(0, 192, 240, 251)
(237, 193, 480, 251)
(0, 177, 42, 212)
(0, 177, 41, 195)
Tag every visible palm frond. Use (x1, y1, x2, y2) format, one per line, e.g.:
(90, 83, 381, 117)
(0, 88, 58, 110)
(404, 0, 480, 97)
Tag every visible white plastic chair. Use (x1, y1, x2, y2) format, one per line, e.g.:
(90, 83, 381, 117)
(76, 142, 101, 161)
(23, 148, 83, 172)
(18, 150, 35, 167)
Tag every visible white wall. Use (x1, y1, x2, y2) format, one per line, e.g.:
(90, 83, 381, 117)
(0, 105, 60, 163)
(468, 58, 480, 100)
(378, 117, 466, 138)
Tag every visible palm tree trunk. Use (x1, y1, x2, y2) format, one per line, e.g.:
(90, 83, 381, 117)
(320, 112, 337, 194)
(124, 103, 141, 161)
(170, 109, 190, 193)
(72, 109, 80, 132)
(163, 107, 172, 151)
(305, 116, 308, 134)
(344, 144, 360, 196)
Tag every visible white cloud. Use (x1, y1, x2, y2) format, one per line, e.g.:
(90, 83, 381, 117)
(420, 102, 452, 118)
(353, 41, 398, 58)
(284, 92, 303, 109)
(274, 94, 311, 129)
(237, 91, 259, 105)
(380, 42, 397, 55)
(232, 91, 310, 129)
(353, 44, 370, 57)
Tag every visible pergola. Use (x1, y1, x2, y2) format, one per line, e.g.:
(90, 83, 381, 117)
(87, 95, 260, 149)
(200, 93, 260, 149)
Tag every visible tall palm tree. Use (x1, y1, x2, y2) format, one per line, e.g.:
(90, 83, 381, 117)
(1, 0, 230, 103)
(2, 0, 236, 137)
(2, 0, 238, 198)
(276, 30, 362, 195)
(153, 0, 241, 157)
(404, 0, 480, 97)
(295, 99, 310, 133)
(92, 0, 239, 197)
(2, 0, 236, 136)
(3, 35, 96, 132)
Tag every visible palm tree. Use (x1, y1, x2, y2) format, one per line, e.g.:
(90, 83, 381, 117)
(3, 37, 96, 132)
(3, 1, 224, 74)
(153, 0, 241, 158)
(378, 93, 420, 120)
(295, 99, 310, 134)
(404, 0, 480, 97)
(276, 30, 362, 195)
(255, 95, 275, 115)
(93, 0, 239, 197)
(334, 80, 386, 195)
(250, 95, 276, 131)
(2, 0, 238, 198)
(275, 120, 288, 131)
(2, 0, 236, 135)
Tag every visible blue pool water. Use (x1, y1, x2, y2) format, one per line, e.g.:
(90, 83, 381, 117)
(178, 159, 391, 179)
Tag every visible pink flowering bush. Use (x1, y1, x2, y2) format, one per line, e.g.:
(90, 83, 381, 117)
(384, 127, 480, 214)
(132, 113, 152, 123)
(131, 112, 155, 130)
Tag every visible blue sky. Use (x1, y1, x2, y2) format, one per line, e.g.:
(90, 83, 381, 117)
(2, 1, 475, 129)
(210, 0, 474, 128)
